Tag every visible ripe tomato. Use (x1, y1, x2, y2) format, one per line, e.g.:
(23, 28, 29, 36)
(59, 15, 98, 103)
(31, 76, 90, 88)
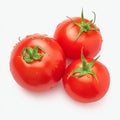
(63, 52, 110, 103)
(54, 9, 102, 59)
(10, 34, 66, 92)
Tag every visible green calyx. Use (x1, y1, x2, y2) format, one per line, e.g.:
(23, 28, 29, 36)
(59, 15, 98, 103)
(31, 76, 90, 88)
(22, 46, 45, 63)
(68, 50, 100, 80)
(67, 8, 98, 40)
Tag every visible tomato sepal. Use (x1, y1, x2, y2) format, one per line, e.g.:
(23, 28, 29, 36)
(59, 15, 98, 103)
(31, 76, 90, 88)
(68, 50, 100, 80)
(22, 46, 45, 63)
(67, 8, 99, 40)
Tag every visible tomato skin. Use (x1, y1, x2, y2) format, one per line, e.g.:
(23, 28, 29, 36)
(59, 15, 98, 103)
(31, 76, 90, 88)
(63, 59, 110, 103)
(10, 34, 66, 92)
(54, 17, 102, 59)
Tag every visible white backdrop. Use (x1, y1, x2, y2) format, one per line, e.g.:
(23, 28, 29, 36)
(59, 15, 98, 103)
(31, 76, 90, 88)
(0, 0, 119, 120)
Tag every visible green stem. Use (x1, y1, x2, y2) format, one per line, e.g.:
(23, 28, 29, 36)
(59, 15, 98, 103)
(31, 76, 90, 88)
(67, 9, 98, 40)
(68, 50, 99, 80)
(22, 46, 45, 63)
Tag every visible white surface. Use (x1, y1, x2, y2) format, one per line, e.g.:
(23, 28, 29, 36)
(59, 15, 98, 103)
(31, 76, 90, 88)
(0, 0, 119, 120)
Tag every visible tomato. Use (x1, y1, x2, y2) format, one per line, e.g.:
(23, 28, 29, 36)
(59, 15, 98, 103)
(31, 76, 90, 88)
(10, 34, 66, 92)
(63, 52, 110, 103)
(54, 9, 102, 59)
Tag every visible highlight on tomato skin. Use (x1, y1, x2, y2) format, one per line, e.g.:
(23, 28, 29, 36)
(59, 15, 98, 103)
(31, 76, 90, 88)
(62, 53, 110, 103)
(10, 34, 66, 92)
(54, 9, 102, 59)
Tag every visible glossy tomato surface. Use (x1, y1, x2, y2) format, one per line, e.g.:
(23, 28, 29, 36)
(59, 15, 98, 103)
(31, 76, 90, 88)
(10, 34, 66, 92)
(54, 17, 102, 59)
(63, 58, 110, 103)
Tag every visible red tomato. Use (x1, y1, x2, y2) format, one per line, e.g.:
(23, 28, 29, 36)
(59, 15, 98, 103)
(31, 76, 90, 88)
(10, 34, 66, 92)
(54, 9, 102, 59)
(63, 53, 110, 103)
